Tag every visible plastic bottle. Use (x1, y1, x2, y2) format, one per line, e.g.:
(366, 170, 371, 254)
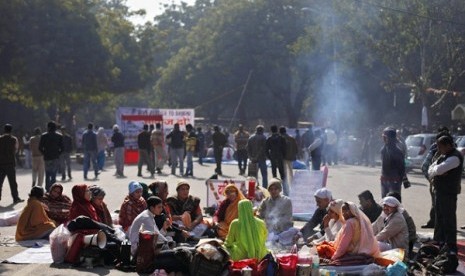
(311, 254, 320, 276)
(290, 243, 298, 254)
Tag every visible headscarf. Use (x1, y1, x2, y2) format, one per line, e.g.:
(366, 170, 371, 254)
(329, 199, 345, 222)
(381, 196, 404, 214)
(233, 200, 268, 260)
(68, 184, 98, 222)
(216, 184, 246, 239)
(88, 185, 112, 226)
(42, 183, 72, 225)
(333, 201, 379, 258)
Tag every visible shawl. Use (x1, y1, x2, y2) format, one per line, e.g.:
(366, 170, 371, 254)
(68, 184, 99, 222)
(16, 198, 56, 241)
(215, 184, 245, 239)
(41, 183, 72, 225)
(92, 200, 113, 227)
(225, 199, 268, 261)
(331, 202, 379, 260)
(119, 194, 147, 231)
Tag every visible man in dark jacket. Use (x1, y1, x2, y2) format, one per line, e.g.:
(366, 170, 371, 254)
(111, 124, 125, 177)
(137, 124, 153, 177)
(211, 126, 227, 175)
(166, 123, 185, 175)
(266, 125, 286, 182)
(247, 125, 268, 188)
(380, 127, 405, 198)
(279, 126, 297, 196)
(59, 126, 73, 181)
(358, 190, 382, 223)
(0, 124, 23, 203)
(81, 122, 98, 180)
(39, 121, 64, 191)
(428, 135, 463, 256)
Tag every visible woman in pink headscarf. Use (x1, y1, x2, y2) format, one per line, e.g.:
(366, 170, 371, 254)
(331, 201, 380, 260)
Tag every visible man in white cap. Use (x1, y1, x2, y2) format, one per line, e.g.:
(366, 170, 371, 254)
(298, 187, 333, 240)
(372, 196, 408, 252)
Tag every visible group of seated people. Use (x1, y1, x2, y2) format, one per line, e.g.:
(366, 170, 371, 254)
(14, 176, 417, 274)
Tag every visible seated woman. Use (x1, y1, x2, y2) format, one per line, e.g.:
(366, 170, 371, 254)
(318, 201, 379, 260)
(68, 184, 99, 222)
(372, 196, 409, 253)
(89, 185, 113, 227)
(41, 183, 72, 226)
(119, 181, 147, 232)
(225, 199, 268, 261)
(129, 196, 189, 274)
(213, 183, 246, 239)
(16, 186, 56, 241)
(257, 178, 296, 245)
(311, 199, 344, 244)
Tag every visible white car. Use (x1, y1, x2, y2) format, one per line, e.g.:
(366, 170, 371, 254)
(405, 133, 437, 169)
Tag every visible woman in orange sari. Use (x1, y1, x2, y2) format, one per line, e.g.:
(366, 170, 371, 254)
(213, 184, 246, 239)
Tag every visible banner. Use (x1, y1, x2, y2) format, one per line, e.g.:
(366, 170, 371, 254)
(289, 169, 327, 220)
(115, 107, 194, 149)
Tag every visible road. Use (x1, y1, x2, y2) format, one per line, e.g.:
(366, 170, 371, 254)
(1, 157, 464, 275)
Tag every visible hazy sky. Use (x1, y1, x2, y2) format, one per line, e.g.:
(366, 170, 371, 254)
(126, 0, 195, 25)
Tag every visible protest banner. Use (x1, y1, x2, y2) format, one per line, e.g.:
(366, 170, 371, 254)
(290, 168, 327, 221)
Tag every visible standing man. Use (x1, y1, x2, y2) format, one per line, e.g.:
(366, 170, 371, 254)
(196, 127, 205, 165)
(295, 129, 302, 160)
(247, 125, 268, 188)
(111, 124, 125, 177)
(325, 127, 338, 165)
(0, 124, 23, 203)
(60, 126, 73, 181)
(137, 124, 153, 177)
(212, 126, 227, 175)
(308, 129, 323, 171)
(166, 123, 185, 175)
(301, 124, 314, 168)
(380, 127, 405, 198)
(81, 123, 99, 180)
(184, 124, 197, 177)
(420, 127, 449, 229)
(29, 127, 44, 187)
(151, 123, 167, 174)
(266, 125, 286, 182)
(39, 121, 63, 191)
(279, 126, 297, 196)
(96, 127, 108, 171)
(234, 124, 250, 175)
(428, 135, 463, 258)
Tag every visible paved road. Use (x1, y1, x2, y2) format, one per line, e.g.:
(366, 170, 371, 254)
(1, 157, 464, 275)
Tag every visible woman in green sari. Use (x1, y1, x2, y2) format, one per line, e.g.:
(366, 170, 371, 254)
(225, 199, 268, 261)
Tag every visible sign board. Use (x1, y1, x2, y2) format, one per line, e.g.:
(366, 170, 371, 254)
(206, 179, 247, 207)
(290, 169, 326, 220)
(115, 107, 194, 149)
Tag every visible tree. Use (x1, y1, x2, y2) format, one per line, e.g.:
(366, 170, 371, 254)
(335, 0, 465, 125)
(156, 0, 317, 127)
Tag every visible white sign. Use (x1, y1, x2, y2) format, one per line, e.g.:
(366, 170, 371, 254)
(290, 170, 326, 217)
(115, 107, 195, 149)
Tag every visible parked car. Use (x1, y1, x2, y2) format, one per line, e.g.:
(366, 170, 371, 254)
(405, 133, 437, 170)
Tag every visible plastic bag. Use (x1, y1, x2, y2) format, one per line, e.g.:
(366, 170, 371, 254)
(49, 224, 71, 263)
(362, 263, 386, 276)
(0, 210, 21, 226)
(298, 245, 312, 265)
